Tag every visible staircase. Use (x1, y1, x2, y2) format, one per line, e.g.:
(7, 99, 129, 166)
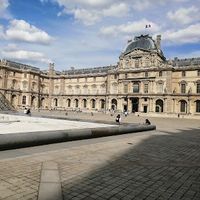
(0, 91, 15, 111)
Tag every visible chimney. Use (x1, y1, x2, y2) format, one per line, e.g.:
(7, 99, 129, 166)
(156, 35, 161, 49)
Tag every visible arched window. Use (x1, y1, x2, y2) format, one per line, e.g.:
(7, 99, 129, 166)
(22, 95, 26, 105)
(54, 98, 58, 107)
(155, 99, 164, 113)
(67, 99, 71, 107)
(196, 100, 200, 113)
(91, 99, 96, 109)
(100, 99, 105, 109)
(40, 97, 45, 108)
(83, 99, 87, 108)
(75, 99, 79, 108)
(180, 100, 187, 113)
(111, 99, 117, 110)
(31, 96, 36, 107)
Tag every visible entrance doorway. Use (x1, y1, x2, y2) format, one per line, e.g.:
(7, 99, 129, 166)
(143, 105, 147, 113)
(123, 105, 127, 112)
(131, 98, 139, 113)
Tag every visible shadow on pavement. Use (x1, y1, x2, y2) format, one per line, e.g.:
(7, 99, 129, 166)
(59, 127, 200, 200)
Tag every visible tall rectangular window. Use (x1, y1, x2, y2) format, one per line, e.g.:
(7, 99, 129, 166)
(197, 70, 200, 76)
(133, 83, 139, 93)
(182, 71, 186, 77)
(159, 71, 162, 77)
(22, 96, 26, 104)
(124, 84, 128, 93)
(197, 83, 200, 93)
(144, 83, 148, 93)
(196, 101, 200, 112)
(181, 83, 186, 93)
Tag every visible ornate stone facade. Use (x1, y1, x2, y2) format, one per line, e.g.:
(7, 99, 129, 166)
(0, 34, 200, 117)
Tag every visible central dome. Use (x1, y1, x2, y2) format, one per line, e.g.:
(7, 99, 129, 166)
(124, 35, 156, 54)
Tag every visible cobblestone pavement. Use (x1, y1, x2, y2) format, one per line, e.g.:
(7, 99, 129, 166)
(0, 112, 200, 200)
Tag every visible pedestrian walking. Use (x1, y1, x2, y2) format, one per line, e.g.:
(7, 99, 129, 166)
(116, 114, 121, 125)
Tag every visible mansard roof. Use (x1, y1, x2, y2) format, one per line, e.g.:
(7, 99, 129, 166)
(62, 65, 117, 75)
(122, 34, 165, 60)
(3, 60, 40, 72)
(172, 57, 200, 67)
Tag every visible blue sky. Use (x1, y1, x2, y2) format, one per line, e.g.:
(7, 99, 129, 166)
(0, 0, 199, 70)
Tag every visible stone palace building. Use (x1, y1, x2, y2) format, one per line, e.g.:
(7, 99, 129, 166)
(0, 34, 200, 117)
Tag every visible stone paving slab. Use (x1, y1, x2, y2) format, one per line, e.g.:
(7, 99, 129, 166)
(0, 114, 200, 200)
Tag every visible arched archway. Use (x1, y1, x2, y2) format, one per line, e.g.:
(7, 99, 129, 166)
(67, 99, 71, 107)
(111, 99, 117, 110)
(75, 99, 79, 108)
(54, 98, 58, 107)
(100, 99, 105, 109)
(31, 96, 36, 108)
(155, 99, 164, 112)
(180, 100, 187, 113)
(11, 95, 17, 107)
(82, 99, 87, 108)
(196, 100, 200, 113)
(91, 99, 96, 109)
(40, 97, 45, 108)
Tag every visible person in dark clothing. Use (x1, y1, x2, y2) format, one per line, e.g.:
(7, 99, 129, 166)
(116, 114, 121, 124)
(145, 118, 151, 125)
(26, 108, 31, 116)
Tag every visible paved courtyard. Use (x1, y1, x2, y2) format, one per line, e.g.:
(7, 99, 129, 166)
(0, 111, 200, 200)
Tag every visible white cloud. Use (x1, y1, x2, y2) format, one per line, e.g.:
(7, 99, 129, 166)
(43, 0, 197, 25)
(70, 8, 101, 26)
(167, 6, 199, 25)
(5, 19, 53, 44)
(2, 44, 52, 64)
(55, 0, 129, 25)
(103, 3, 129, 17)
(163, 23, 200, 44)
(0, 0, 11, 19)
(100, 19, 160, 37)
